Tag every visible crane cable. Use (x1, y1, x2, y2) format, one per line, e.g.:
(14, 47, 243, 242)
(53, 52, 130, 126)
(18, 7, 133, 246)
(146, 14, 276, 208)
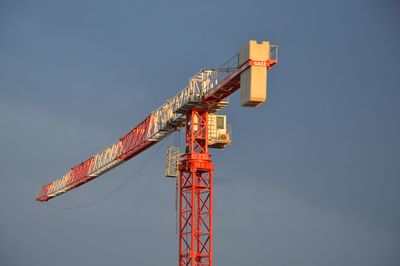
(175, 129, 181, 234)
(43, 139, 167, 210)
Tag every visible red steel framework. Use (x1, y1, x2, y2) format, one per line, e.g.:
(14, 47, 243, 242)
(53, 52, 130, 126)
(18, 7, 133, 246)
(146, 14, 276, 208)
(36, 55, 278, 202)
(35, 43, 278, 266)
(36, 116, 155, 201)
(179, 109, 214, 266)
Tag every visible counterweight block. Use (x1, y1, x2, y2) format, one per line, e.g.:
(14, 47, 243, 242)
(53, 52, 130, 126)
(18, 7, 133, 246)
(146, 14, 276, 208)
(239, 40, 270, 107)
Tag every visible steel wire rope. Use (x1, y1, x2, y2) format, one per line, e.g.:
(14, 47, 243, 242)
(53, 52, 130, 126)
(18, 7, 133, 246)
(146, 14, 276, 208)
(42, 139, 167, 210)
(174, 129, 181, 234)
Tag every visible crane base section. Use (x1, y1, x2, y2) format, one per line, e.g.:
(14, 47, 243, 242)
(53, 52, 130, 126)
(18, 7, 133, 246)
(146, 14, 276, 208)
(179, 156, 213, 266)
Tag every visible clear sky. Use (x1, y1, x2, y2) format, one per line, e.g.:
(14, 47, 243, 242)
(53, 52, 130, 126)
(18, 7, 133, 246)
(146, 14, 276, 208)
(1, 0, 399, 265)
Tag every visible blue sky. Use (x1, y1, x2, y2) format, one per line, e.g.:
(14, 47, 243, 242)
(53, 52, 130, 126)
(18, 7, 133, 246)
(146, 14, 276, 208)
(0, 0, 399, 265)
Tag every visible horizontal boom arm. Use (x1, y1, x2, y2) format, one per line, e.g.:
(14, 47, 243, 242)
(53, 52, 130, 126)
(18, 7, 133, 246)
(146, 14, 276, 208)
(36, 43, 278, 201)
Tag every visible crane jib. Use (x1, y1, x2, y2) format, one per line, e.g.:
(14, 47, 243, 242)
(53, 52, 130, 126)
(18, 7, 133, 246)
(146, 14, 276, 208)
(36, 54, 277, 202)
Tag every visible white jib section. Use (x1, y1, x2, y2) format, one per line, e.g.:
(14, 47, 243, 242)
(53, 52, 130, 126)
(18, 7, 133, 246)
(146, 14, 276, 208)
(147, 69, 220, 141)
(45, 70, 222, 196)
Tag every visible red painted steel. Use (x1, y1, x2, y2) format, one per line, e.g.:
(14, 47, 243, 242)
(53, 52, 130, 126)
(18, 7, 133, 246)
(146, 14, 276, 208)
(36, 116, 156, 201)
(36, 57, 277, 202)
(179, 110, 214, 266)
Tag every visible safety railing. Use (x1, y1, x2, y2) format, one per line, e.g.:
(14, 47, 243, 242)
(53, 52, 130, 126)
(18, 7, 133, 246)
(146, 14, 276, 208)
(269, 45, 278, 64)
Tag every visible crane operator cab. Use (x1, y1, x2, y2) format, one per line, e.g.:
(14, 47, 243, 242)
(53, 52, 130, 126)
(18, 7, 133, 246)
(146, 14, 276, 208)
(165, 114, 231, 177)
(208, 114, 231, 149)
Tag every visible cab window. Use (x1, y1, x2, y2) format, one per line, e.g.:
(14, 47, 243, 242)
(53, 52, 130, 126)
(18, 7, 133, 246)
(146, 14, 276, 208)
(217, 117, 224, 129)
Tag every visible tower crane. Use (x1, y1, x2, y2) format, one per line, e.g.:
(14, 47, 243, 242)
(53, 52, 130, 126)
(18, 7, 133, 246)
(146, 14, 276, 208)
(37, 40, 278, 266)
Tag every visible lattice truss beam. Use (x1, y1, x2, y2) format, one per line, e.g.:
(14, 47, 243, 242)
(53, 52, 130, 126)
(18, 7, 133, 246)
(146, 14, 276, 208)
(179, 170, 212, 266)
(37, 45, 278, 201)
(179, 110, 213, 266)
